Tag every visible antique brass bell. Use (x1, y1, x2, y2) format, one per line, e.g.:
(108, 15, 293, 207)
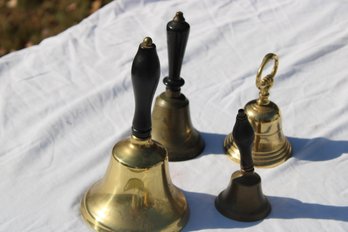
(152, 12, 205, 161)
(80, 37, 189, 232)
(216, 109, 271, 221)
(224, 53, 292, 167)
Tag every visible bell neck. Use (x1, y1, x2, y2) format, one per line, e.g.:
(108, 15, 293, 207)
(130, 135, 152, 145)
(165, 88, 181, 98)
(257, 87, 271, 105)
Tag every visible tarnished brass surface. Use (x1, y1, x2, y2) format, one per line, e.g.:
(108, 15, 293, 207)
(225, 53, 292, 167)
(152, 91, 205, 161)
(152, 12, 205, 161)
(215, 171, 271, 222)
(216, 109, 271, 222)
(81, 136, 189, 232)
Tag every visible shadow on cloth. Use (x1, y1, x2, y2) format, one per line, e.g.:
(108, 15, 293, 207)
(288, 136, 348, 161)
(199, 132, 348, 162)
(183, 191, 348, 231)
(269, 196, 348, 221)
(183, 190, 261, 231)
(200, 132, 226, 156)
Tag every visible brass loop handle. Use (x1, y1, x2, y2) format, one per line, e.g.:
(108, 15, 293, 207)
(256, 53, 279, 105)
(256, 53, 279, 90)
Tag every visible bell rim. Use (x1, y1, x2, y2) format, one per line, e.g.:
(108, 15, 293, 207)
(165, 132, 205, 161)
(80, 187, 190, 232)
(224, 133, 292, 168)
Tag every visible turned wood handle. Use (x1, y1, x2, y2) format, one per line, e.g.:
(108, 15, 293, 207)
(232, 109, 255, 172)
(131, 37, 160, 139)
(164, 11, 190, 91)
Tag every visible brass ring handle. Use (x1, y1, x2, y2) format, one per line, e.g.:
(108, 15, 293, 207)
(256, 53, 279, 105)
(256, 53, 279, 90)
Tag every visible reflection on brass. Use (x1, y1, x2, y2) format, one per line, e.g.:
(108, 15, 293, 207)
(80, 37, 189, 232)
(216, 109, 271, 222)
(152, 12, 205, 161)
(224, 53, 292, 167)
(80, 137, 189, 232)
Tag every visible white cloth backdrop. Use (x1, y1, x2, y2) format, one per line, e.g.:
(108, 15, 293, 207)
(1, 0, 348, 231)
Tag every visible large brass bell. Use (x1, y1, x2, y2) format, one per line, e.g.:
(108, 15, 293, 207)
(224, 53, 292, 167)
(216, 109, 271, 221)
(152, 12, 205, 161)
(80, 37, 189, 232)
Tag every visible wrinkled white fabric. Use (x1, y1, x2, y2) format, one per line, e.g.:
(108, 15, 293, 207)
(1, 0, 348, 231)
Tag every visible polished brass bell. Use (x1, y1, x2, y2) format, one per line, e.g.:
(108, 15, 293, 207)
(80, 37, 189, 232)
(152, 12, 205, 161)
(224, 53, 292, 167)
(216, 109, 271, 221)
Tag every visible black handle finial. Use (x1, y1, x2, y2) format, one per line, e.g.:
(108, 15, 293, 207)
(232, 109, 255, 172)
(131, 37, 160, 139)
(163, 11, 190, 92)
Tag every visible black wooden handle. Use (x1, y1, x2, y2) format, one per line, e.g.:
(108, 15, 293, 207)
(232, 109, 255, 172)
(163, 11, 190, 91)
(131, 37, 160, 139)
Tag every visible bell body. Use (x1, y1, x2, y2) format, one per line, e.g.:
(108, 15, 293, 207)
(215, 170, 271, 222)
(225, 100, 291, 167)
(152, 92, 205, 161)
(81, 137, 189, 232)
(80, 37, 188, 231)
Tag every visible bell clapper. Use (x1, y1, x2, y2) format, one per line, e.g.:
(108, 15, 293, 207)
(80, 37, 189, 232)
(152, 12, 205, 161)
(216, 109, 271, 222)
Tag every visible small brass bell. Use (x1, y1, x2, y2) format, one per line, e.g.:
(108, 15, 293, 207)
(224, 53, 292, 167)
(80, 37, 189, 232)
(216, 109, 271, 221)
(152, 12, 205, 161)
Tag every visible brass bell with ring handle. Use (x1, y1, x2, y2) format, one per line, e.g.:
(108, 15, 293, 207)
(224, 53, 292, 167)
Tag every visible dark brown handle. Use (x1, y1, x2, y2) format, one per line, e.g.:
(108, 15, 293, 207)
(131, 37, 160, 139)
(232, 109, 255, 172)
(163, 11, 190, 92)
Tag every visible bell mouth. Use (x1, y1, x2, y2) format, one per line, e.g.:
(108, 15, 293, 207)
(225, 132, 292, 168)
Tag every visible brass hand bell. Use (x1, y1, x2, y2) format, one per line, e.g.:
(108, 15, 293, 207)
(80, 37, 189, 232)
(224, 53, 292, 167)
(216, 109, 271, 221)
(152, 12, 205, 161)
